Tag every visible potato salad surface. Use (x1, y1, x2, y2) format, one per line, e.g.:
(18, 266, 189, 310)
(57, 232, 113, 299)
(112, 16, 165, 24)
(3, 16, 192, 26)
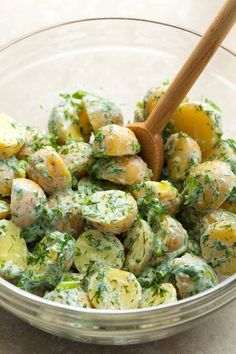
(0, 84, 235, 310)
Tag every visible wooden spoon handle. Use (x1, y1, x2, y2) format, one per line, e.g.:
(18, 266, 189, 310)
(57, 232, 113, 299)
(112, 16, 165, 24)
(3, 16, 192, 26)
(145, 0, 236, 134)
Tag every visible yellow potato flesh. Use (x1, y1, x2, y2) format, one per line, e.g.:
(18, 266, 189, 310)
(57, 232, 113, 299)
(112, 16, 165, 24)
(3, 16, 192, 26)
(0, 220, 28, 279)
(0, 200, 10, 219)
(88, 268, 142, 310)
(172, 102, 222, 151)
(0, 113, 26, 158)
(27, 147, 71, 194)
(201, 221, 236, 275)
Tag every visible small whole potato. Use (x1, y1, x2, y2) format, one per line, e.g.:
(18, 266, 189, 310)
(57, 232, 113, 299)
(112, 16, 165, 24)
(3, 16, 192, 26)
(93, 124, 140, 157)
(27, 146, 71, 194)
(11, 178, 46, 228)
(183, 160, 235, 211)
(0, 113, 26, 158)
(165, 132, 202, 182)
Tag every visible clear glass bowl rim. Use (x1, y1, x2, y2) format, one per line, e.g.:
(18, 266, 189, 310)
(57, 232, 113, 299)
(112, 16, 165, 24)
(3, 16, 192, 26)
(0, 17, 235, 319)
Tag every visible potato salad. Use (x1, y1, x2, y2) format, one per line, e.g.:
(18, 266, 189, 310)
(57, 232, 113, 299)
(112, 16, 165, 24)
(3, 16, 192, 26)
(0, 84, 235, 310)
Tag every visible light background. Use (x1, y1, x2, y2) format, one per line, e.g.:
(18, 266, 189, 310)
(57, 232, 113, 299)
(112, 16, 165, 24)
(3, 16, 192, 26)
(0, 1, 235, 353)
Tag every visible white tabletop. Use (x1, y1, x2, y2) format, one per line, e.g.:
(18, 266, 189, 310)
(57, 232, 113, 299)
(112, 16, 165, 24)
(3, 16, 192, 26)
(0, 1, 235, 353)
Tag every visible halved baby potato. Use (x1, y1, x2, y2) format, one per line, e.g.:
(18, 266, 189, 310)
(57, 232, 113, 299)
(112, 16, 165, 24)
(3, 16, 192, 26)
(131, 180, 182, 214)
(165, 132, 202, 182)
(124, 219, 154, 276)
(74, 229, 125, 273)
(0, 200, 11, 219)
(91, 156, 152, 186)
(0, 113, 26, 158)
(171, 101, 223, 151)
(0, 157, 27, 197)
(81, 95, 123, 134)
(201, 221, 236, 276)
(11, 178, 46, 228)
(80, 190, 137, 234)
(27, 146, 71, 194)
(139, 283, 177, 308)
(0, 219, 28, 280)
(183, 160, 235, 211)
(48, 101, 84, 144)
(88, 267, 142, 310)
(93, 124, 140, 157)
(59, 142, 94, 178)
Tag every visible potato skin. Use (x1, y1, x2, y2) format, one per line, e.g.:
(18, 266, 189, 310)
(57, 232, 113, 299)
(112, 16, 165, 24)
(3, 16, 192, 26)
(171, 101, 222, 151)
(183, 160, 235, 211)
(90, 156, 152, 186)
(0, 219, 28, 280)
(80, 190, 138, 234)
(27, 146, 71, 194)
(0, 113, 26, 158)
(11, 178, 46, 228)
(93, 124, 140, 157)
(165, 132, 201, 182)
(201, 221, 236, 276)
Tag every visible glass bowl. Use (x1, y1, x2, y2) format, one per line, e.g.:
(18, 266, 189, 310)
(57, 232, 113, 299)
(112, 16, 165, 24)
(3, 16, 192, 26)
(0, 18, 235, 345)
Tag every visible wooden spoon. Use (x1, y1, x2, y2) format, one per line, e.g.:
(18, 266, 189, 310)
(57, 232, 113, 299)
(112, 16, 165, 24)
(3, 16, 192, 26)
(128, 0, 236, 180)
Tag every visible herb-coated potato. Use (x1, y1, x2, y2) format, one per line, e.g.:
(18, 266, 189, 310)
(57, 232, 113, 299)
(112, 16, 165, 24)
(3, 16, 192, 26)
(27, 147, 71, 194)
(48, 100, 84, 145)
(134, 81, 188, 122)
(11, 178, 46, 228)
(131, 180, 182, 214)
(90, 156, 152, 186)
(124, 219, 154, 276)
(17, 126, 53, 160)
(81, 94, 123, 134)
(201, 221, 236, 276)
(170, 253, 218, 298)
(183, 161, 235, 211)
(77, 177, 104, 198)
(74, 229, 125, 273)
(165, 132, 201, 182)
(139, 283, 177, 308)
(0, 113, 26, 158)
(59, 142, 94, 178)
(207, 139, 236, 174)
(93, 124, 140, 157)
(44, 273, 91, 308)
(156, 215, 188, 259)
(198, 209, 236, 239)
(0, 220, 28, 280)
(0, 200, 10, 219)
(80, 190, 137, 234)
(19, 231, 76, 293)
(0, 157, 27, 196)
(46, 191, 84, 237)
(171, 101, 222, 151)
(88, 268, 142, 310)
